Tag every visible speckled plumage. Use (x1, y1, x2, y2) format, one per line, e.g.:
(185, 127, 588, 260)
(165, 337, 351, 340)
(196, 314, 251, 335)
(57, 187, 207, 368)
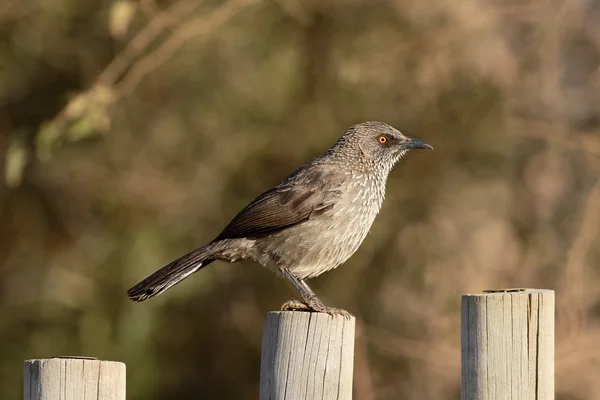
(128, 121, 432, 315)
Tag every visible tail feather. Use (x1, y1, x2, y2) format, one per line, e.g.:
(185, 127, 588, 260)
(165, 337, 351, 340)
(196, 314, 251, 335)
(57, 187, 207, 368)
(127, 246, 215, 302)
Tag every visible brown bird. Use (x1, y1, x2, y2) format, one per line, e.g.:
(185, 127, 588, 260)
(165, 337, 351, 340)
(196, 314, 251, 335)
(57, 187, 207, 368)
(128, 121, 432, 316)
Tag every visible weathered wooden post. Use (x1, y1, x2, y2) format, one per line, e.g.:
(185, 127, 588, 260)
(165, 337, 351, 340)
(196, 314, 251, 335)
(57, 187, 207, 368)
(260, 311, 355, 400)
(461, 289, 554, 399)
(24, 357, 126, 400)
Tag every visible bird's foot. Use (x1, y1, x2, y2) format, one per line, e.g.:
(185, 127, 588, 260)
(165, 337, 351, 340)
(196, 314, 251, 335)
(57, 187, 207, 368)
(280, 299, 354, 319)
(281, 299, 311, 312)
(316, 306, 353, 319)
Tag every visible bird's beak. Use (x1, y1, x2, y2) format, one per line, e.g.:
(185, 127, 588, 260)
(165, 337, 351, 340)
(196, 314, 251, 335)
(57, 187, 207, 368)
(402, 137, 433, 150)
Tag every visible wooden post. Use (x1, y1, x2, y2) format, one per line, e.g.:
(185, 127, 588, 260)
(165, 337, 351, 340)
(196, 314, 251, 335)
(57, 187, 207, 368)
(461, 289, 554, 400)
(260, 311, 355, 400)
(24, 357, 126, 400)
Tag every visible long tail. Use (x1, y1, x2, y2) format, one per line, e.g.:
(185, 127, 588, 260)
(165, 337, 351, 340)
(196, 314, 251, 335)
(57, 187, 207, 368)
(127, 246, 216, 302)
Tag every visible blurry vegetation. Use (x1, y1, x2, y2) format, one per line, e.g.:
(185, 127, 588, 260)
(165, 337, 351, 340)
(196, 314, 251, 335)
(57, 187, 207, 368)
(2, 0, 600, 398)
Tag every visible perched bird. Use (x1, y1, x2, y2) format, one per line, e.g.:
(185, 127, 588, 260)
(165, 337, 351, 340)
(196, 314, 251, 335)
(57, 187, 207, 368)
(128, 121, 432, 316)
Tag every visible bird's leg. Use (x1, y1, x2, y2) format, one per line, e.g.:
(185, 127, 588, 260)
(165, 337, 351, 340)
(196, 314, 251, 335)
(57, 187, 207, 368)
(279, 267, 353, 318)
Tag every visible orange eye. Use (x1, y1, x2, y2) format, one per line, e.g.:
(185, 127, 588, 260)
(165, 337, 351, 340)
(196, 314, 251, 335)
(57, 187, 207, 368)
(378, 135, 387, 144)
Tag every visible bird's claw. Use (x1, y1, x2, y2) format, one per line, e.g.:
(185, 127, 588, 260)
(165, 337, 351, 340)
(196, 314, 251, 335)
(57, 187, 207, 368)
(280, 300, 354, 319)
(281, 300, 311, 312)
(318, 307, 353, 319)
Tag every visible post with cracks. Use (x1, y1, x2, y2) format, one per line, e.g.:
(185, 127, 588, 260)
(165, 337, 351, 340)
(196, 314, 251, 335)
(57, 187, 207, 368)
(24, 357, 126, 400)
(461, 289, 555, 399)
(259, 311, 356, 400)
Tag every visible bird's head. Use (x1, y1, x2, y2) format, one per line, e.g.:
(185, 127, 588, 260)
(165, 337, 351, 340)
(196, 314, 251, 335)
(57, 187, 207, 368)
(333, 121, 432, 171)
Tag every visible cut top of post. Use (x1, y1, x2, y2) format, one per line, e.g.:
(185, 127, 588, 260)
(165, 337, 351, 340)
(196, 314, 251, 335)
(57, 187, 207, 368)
(260, 311, 356, 400)
(472, 288, 553, 295)
(24, 357, 126, 400)
(461, 288, 555, 400)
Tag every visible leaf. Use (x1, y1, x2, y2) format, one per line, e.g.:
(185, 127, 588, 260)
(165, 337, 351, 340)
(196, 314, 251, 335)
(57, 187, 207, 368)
(62, 85, 115, 142)
(5, 135, 29, 188)
(68, 117, 96, 141)
(36, 121, 63, 161)
(109, 1, 137, 40)
(63, 92, 88, 120)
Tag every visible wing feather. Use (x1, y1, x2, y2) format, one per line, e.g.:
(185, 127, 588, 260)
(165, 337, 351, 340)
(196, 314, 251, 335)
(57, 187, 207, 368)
(213, 167, 343, 240)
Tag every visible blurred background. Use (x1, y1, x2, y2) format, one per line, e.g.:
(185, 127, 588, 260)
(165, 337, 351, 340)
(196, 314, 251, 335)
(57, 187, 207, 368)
(1, 0, 600, 398)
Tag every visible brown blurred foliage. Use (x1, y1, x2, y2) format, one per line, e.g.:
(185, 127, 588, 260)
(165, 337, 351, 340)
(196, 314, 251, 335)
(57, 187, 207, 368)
(2, 0, 600, 398)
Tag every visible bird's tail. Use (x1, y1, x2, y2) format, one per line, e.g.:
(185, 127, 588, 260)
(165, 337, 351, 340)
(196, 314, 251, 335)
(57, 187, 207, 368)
(127, 246, 216, 302)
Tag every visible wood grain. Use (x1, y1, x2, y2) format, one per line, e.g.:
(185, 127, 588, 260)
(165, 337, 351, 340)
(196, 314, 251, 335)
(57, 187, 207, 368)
(24, 357, 125, 400)
(461, 289, 554, 400)
(260, 311, 355, 400)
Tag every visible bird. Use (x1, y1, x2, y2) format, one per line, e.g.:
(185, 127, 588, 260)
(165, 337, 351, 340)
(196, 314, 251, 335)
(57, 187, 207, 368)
(127, 121, 432, 316)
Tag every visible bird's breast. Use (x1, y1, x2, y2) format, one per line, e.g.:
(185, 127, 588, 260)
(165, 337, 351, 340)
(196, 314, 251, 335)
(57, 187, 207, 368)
(254, 177, 385, 280)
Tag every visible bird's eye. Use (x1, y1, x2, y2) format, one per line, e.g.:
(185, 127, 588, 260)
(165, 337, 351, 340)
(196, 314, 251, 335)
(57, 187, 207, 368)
(378, 135, 387, 144)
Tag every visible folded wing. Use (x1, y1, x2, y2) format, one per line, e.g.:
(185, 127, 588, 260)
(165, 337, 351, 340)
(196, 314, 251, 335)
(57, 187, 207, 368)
(214, 169, 343, 240)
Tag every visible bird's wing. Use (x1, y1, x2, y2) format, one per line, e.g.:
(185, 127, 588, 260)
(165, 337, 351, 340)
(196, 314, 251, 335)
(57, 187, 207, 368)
(213, 167, 343, 240)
